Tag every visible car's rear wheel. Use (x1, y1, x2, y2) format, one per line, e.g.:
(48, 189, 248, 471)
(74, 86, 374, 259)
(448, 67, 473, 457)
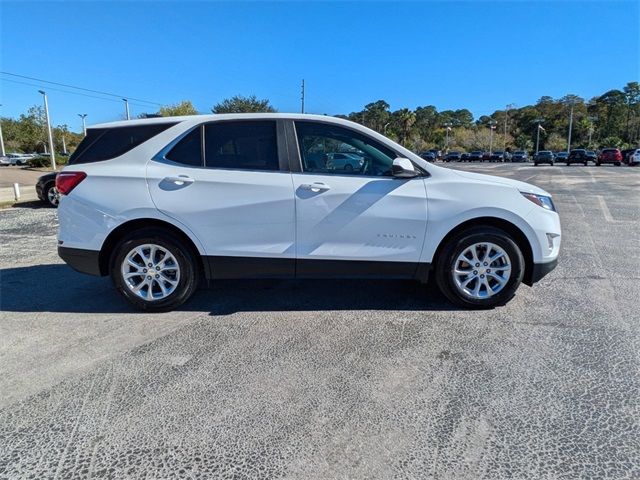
(111, 230, 199, 312)
(435, 227, 525, 309)
(44, 183, 59, 207)
(344, 164, 353, 171)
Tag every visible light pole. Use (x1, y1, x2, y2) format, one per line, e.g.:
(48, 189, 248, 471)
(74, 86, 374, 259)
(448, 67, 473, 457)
(488, 121, 497, 154)
(38, 90, 56, 170)
(0, 104, 5, 157)
(78, 113, 88, 136)
(123, 98, 130, 120)
(443, 122, 453, 152)
(503, 103, 515, 151)
(588, 116, 597, 148)
(567, 102, 575, 153)
(534, 118, 545, 153)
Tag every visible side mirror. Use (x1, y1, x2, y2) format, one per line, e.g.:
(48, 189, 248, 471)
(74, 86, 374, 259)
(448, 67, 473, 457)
(392, 157, 419, 178)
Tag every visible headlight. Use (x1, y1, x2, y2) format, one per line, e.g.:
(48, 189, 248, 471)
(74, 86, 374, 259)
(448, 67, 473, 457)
(521, 192, 556, 211)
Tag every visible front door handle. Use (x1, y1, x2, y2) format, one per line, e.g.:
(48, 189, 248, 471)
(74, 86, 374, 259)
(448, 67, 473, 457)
(163, 175, 194, 186)
(300, 182, 331, 193)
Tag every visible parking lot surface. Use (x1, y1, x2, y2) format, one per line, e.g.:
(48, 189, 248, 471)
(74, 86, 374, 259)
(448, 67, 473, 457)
(1, 164, 639, 479)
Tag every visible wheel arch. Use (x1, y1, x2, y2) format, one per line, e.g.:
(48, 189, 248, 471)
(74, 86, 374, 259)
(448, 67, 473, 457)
(432, 216, 535, 286)
(98, 218, 206, 277)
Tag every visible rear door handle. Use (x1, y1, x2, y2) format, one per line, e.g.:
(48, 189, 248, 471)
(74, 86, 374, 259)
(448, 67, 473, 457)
(163, 175, 194, 185)
(300, 182, 331, 192)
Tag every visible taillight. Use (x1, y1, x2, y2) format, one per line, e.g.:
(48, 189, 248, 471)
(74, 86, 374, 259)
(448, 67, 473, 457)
(56, 172, 87, 195)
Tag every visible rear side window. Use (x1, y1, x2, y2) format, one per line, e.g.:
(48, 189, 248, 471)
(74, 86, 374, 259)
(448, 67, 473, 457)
(204, 121, 278, 171)
(69, 123, 176, 165)
(165, 127, 203, 167)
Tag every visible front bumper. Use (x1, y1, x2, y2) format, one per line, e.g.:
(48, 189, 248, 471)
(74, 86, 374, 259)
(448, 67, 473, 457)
(58, 246, 103, 276)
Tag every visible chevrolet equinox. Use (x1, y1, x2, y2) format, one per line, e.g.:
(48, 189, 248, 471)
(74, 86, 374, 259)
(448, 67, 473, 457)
(57, 114, 561, 311)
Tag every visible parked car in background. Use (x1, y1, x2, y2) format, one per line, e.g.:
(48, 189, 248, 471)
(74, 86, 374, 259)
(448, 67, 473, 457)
(469, 151, 483, 161)
(444, 151, 462, 162)
(586, 151, 598, 163)
(36, 172, 60, 207)
(460, 152, 471, 161)
(628, 149, 640, 165)
(490, 151, 508, 162)
(55, 113, 560, 311)
(512, 151, 529, 162)
(597, 148, 623, 166)
(533, 151, 555, 166)
(567, 149, 590, 165)
(419, 151, 436, 162)
(621, 148, 637, 164)
(325, 152, 365, 171)
(554, 152, 569, 163)
(2, 153, 34, 166)
(427, 149, 442, 161)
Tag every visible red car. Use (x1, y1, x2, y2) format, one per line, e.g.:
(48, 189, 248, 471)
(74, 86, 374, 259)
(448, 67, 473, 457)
(597, 148, 623, 166)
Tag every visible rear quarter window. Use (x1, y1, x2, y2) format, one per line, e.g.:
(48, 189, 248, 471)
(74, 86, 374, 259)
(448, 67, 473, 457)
(69, 123, 177, 165)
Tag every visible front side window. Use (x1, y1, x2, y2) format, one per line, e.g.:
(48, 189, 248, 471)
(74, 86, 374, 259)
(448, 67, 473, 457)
(69, 123, 176, 165)
(204, 121, 279, 171)
(295, 121, 397, 176)
(165, 127, 202, 167)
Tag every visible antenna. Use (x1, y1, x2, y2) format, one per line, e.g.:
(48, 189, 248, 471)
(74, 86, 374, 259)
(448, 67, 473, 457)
(301, 79, 305, 114)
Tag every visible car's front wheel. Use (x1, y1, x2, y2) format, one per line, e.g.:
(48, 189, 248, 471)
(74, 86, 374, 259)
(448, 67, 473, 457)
(111, 230, 199, 312)
(435, 227, 525, 309)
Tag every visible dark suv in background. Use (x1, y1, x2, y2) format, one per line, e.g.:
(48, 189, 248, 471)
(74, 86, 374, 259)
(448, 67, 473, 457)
(512, 151, 529, 162)
(566, 149, 591, 165)
(444, 151, 462, 162)
(533, 151, 555, 166)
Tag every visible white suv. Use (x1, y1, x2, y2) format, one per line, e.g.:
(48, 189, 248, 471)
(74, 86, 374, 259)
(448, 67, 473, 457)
(56, 114, 560, 311)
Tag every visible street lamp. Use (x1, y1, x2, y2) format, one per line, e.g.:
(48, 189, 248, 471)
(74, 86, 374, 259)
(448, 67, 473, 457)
(488, 121, 497, 154)
(443, 122, 453, 152)
(38, 90, 56, 170)
(588, 116, 598, 148)
(503, 103, 515, 151)
(534, 118, 545, 154)
(0, 104, 5, 157)
(566, 99, 577, 153)
(78, 113, 88, 136)
(123, 98, 130, 120)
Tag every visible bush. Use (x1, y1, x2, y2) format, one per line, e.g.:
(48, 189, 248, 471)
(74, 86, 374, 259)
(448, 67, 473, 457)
(29, 155, 68, 168)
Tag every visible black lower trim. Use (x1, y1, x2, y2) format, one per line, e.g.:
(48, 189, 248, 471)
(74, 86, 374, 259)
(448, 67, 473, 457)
(206, 256, 295, 279)
(205, 256, 429, 281)
(58, 246, 103, 276)
(524, 258, 558, 286)
(296, 259, 419, 279)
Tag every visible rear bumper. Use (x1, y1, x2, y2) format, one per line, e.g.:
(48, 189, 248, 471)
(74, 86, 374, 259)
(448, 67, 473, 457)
(524, 258, 558, 286)
(58, 246, 103, 276)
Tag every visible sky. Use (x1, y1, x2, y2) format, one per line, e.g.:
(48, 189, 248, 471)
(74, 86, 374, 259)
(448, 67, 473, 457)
(1, 1, 638, 133)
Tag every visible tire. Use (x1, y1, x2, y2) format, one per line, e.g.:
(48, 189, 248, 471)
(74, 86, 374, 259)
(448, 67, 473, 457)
(435, 226, 525, 309)
(583, 161, 588, 166)
(110, 229, 200, 312)
(615, 162, 621, 167)
(344, 164, 353, 171)
(534, 163, 538, 166)
(596, 162, 601, 166)
(566, 162, 570, 166)
(44, 183, 59, 208)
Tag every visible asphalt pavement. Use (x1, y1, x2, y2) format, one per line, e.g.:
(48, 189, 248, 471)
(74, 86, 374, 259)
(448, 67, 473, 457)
(0, 163, 639, 479)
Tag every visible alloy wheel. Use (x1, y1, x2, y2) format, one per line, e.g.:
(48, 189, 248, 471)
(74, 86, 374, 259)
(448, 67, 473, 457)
(121, 244, 181, 301)
(452, 242, 511, 300)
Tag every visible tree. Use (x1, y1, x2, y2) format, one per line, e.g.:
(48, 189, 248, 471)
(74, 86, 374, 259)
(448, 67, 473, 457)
(362, 100, 390, 133)
(212, 95, 276, 114)
(159, 100, 198, 117)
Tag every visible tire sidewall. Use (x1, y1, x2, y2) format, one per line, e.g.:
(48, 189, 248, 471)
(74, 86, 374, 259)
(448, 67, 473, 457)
(45, 183, 58, 207)
(436, 227, 525, 308)
(111, 231, 198, 312)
